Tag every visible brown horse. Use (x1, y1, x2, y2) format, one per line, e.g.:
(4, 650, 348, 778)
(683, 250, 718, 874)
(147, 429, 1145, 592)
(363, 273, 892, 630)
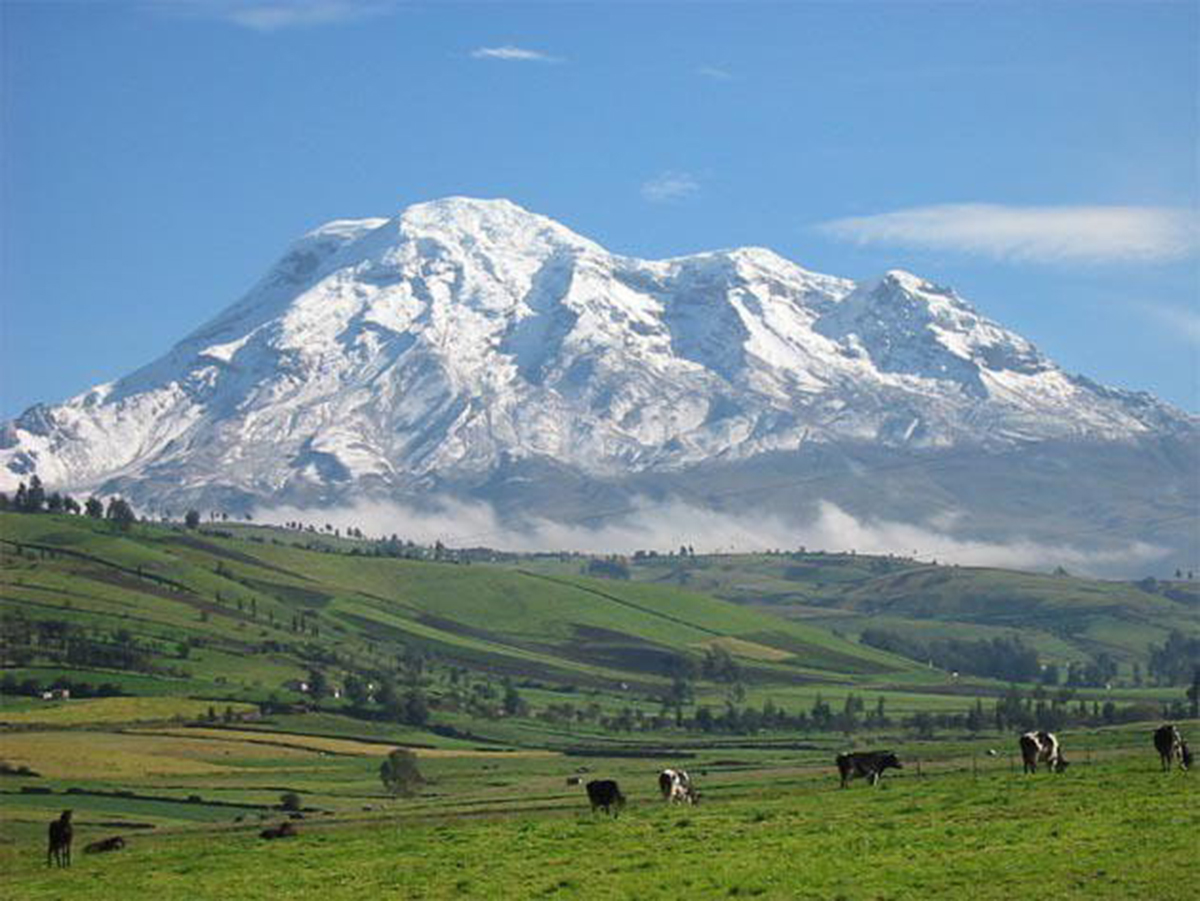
(47, 810, 73, 868)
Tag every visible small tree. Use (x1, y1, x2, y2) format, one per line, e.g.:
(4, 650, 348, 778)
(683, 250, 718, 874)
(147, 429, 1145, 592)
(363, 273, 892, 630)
(85, 496, 104, 519)
(185, 509, 201, 529)
(106, 497, 136, 530)
(379, 749, 423, 797)
(280, 791, 303, 812)
(25, 475, 46, 513)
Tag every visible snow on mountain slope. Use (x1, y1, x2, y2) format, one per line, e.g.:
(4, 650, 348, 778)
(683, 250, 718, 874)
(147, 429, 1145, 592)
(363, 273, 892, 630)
(0, 197, 1192, 514)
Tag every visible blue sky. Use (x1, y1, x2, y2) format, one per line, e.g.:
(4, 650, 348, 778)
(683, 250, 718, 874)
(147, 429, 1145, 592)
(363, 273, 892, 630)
(2, 0, 1196, 417)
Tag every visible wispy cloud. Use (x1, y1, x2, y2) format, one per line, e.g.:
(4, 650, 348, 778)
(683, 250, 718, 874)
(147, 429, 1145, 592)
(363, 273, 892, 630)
(1145, 303, 1200, 344)
(641, 171, 701, 203)
(470, 45, 562, 63)
(696, 66, 734, 81)
(819, 203, 1199, 264)
(161, 1, 397, 32)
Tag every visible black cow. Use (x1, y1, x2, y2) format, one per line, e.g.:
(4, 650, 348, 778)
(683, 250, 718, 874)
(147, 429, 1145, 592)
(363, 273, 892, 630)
(47, 810, 73, 868)
(1153, 724, 1185, 771)
(84, 836, 127, 854)
(585, 779, 626, 817)
(1019, 730, 1068, 774)
(835, 751, 902, 788)
(259, 821, 298, 840)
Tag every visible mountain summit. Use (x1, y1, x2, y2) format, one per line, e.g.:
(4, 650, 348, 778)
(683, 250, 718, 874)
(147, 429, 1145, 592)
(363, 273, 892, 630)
(2, 198, 1194, 567)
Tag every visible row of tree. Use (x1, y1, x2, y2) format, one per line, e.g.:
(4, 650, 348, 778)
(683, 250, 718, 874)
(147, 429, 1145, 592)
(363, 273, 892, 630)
(1, 615, 156, 673)
(859, 629, 1042, 682)
(0, 476, 136, 528)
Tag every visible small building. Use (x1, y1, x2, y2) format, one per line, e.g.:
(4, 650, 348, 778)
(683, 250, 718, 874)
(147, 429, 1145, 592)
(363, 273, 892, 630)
(41, 688, 70, 701)
(284, 680, 311, 694)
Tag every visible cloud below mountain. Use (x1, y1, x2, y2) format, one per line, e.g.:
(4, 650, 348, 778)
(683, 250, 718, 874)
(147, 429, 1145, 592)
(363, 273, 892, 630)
(255, 496, 1164, 576)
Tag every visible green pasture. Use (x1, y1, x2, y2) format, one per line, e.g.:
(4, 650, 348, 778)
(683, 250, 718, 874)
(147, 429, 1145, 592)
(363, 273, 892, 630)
(2, 731, 1195, 901)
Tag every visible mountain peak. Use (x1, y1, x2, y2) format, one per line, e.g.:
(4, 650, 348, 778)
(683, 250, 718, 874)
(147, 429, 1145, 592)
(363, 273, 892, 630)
(0, 198, 1190, 514)
(394, 196, 602, 255)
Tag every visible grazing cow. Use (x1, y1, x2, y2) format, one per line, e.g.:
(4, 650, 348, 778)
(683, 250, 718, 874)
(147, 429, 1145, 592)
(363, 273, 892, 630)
(259, 821, 298, 840)
(84, 836, 126, 854)
(1153, 724, 1184, 771)
(658, 768, 697, 805)
(1019, 730, 1068, 774)
(585, 779, 626, 817)
(47, 810, 73, 868)
(565, 776, 583, 786)
(835, 751, 902, 788)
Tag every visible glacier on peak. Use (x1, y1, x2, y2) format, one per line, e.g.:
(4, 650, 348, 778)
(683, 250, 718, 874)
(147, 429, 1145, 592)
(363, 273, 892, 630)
(0, 197, 1193, 557)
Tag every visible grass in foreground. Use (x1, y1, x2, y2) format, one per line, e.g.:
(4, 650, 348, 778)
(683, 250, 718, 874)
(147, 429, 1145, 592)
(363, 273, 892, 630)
(2, 751, 1195, 900)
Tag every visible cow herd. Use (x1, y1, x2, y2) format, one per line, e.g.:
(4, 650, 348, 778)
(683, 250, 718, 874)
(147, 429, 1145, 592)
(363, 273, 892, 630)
(576, 723, 1192, 818)
(40, 723, 1195, 863)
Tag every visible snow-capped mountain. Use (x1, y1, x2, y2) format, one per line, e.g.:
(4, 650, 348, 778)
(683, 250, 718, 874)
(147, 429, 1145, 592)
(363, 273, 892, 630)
(1, 198, 1194, 566)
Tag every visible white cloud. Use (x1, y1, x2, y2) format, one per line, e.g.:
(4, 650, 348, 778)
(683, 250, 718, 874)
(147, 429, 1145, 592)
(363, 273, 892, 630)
(641, 171, 701, 203)
(161, 1, 397, 31)
(696, 66, 734, 81)
(470, 45, 562, 63)
(1144, 303, 1200, 344)
(255, 496, 1163, 576)
(819, 204, 1199, 264)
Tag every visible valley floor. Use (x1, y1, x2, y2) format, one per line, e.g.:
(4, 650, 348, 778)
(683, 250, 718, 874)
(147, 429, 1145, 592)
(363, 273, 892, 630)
(2, 735, 1195, 901)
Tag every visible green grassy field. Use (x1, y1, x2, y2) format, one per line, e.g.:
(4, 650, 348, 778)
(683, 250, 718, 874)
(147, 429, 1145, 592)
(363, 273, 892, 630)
(3, 512, 1197, 898)
(519, 551, 1200, 669)
(2, 726, 1195, 900)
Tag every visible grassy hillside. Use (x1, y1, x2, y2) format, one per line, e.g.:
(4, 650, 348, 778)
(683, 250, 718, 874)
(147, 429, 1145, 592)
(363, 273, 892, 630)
(1, 514, 915, 706)
(2, 511, 1196, 899)
(520, 551, 1200, 671)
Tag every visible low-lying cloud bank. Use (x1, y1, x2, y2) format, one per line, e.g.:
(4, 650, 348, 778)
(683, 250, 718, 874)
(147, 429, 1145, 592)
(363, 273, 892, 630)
(255, 496, 1165, 576)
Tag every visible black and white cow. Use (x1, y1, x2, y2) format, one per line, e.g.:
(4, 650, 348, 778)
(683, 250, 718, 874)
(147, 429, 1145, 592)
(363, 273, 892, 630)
(1153, 724, 1182, 771)
(658, 768, 697, 804)
(1153, 724, 1189, 771)
(585, 779, 626, 817)
(835, 750, 902, 788)
(1019, 730, 1068, 774)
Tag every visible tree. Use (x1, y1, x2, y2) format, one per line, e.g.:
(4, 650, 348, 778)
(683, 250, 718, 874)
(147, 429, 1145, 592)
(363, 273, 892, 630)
(379, 748, 423, 796)
(306, 669, 329, 700)
(503, 680, 528, 717)
(185, 509, 201, 529)
(85, 496, 104, 519)
(280, 792, 303, 812)
(105, 497, 136, 530)
(402, 689, 430, 726)
(344, 673, 371, 705)
(25, 475, 45, 513)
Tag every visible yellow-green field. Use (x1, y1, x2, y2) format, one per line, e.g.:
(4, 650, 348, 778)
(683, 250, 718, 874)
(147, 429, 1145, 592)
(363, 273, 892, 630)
(0, 697, 258, 727)
(1, 736, 1195, 900)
